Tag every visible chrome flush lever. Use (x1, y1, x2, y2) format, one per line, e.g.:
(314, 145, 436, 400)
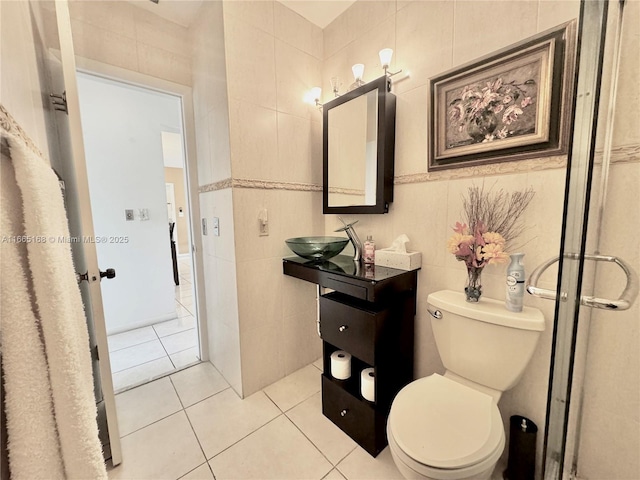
(427, 307, 442, 319)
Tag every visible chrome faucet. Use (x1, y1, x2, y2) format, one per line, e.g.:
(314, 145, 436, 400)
(335, 217, 363, 262)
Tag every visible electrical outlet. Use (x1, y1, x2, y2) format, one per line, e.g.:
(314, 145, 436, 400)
(125, 209, 134, 221)
(202, 218, 208, 235)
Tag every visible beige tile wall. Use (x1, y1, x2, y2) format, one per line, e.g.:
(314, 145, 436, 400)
(218, 0, 325, 396)
(67, 0, 191, 86)
(199, 187, 242, 396)
(322, 1, 639, 477)
(190, 1, 241, 395)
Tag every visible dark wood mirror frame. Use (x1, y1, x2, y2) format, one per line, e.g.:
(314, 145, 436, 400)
(323, 76, 396, 214)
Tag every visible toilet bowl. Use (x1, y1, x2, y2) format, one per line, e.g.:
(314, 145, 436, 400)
(387, 374, 504, 480)
(387, 290, 545, 480)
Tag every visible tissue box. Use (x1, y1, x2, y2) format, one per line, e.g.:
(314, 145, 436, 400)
(374, 249, 422, 271)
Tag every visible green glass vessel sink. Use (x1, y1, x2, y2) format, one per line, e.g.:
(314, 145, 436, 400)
(285, 236, 349, 261)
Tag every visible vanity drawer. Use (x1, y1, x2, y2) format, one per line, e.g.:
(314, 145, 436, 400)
(320, 294, 388, 365)
(322, 375, 386, 456)
(322, 275, 368, 300)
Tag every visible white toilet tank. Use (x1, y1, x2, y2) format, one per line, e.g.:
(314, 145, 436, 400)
(427, 290, 545, 392)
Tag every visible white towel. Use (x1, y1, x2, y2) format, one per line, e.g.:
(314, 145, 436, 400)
(1, 148, 65, 479)
(1, 112, 107, 479)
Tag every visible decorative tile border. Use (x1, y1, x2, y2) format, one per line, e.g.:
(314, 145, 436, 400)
(199, 178, 233, 193)
(602, 143, 640, 164)
(199, 143, 639, 193)
(395, 155, 568, 184)
(328, 187, 365, 196)
(199, 178, 322, 193)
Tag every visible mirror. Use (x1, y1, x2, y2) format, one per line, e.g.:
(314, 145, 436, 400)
(323, 76, 396, 214)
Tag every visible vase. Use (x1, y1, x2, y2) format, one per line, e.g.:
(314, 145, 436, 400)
(465, 266, 483, 302)
(466, 112, 498, 143)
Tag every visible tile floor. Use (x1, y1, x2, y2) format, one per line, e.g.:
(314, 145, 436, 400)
(107, 256, 200, 392)
(108, 360, 508, 480)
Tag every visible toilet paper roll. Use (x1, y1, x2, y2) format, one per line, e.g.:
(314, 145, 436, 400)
(330, 350, 351, 380)
(361, 368, 375, 402)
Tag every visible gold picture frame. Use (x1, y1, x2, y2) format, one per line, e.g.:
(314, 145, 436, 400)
(428, 20, 577, 171)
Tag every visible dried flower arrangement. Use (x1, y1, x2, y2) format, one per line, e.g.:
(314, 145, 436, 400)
(448, 184, 535, 301)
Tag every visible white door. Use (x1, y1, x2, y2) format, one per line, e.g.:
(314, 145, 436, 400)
(54, 0, 121, 465)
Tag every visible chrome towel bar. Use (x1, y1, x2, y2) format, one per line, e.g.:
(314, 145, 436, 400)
(527, 253, 638, 310)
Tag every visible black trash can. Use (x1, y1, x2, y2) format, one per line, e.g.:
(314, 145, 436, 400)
(504, 415, 537, 480)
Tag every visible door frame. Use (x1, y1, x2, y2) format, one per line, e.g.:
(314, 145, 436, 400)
(72, 56, 209, 365)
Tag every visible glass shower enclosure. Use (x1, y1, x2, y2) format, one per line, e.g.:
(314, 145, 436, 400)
(531, 0, 639, 478)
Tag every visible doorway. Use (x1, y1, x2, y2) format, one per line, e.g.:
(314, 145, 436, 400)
(76, 72, 201, 392)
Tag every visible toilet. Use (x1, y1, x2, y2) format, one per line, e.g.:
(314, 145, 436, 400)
(387, 290, 545, 480)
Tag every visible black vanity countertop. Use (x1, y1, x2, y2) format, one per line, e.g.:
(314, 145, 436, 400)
(283, 255, 418, 303)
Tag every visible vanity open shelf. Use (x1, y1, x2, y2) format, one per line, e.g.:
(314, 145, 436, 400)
(283, 255, 418, 456)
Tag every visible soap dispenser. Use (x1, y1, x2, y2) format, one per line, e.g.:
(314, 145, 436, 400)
(364, 235, 375, 264)
(506, 253, 525, 312)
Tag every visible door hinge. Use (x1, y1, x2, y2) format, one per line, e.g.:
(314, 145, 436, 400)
(92, 344, 99, 362)
(50, 91, 68, 114)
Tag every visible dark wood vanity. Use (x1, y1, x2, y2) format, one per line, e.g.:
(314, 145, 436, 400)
(283, 255, 417, 456)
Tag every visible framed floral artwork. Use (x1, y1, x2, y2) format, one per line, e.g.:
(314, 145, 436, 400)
(428, 20, 577, 171)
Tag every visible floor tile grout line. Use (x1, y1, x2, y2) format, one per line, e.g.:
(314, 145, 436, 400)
(181, 389, 213, 472)
(113, 364, 179, 395)
(167, 344, 200, 360)
(119, 407, 185, 440)
(169, 372, 187, 410)
(157, 326, 196, 341)
(176, 461, 209, 480)
(282, 411, 336, 469)
(264, 384, 321, 415)
(334, 463, 350, 479)
(107, 335, 160, 354)
(159, 333, 178, 370)
(206, 412, 285, 462)
(111, 350, 172, 375)
(261, 389, 285, 414)
(333, 445, 359, 471)
(181, 385, 231, 411)
(321, 469, 340, 480)
(159, 326, 197, 341)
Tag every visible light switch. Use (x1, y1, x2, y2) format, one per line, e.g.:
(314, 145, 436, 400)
(258, 209, 268, 236)
(213, 217, 220, 236)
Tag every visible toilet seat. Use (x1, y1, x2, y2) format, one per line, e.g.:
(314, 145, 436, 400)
(388, 374, 505, 477)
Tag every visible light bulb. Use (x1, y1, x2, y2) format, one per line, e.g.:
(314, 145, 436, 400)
(352, 64, 365, 81)
(305, 87, 322, 105)
(379, 48, 393, 69)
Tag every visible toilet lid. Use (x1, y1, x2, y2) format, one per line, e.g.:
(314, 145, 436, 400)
(388, 374, 503, 469)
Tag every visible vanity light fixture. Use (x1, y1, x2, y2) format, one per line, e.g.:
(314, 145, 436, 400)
(379, 48, 402, 77)
(349, 64, 365, 91)
(304, 86, 323, 109)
